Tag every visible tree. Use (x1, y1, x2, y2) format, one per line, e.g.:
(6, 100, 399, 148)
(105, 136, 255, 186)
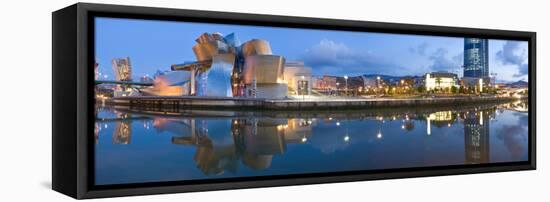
(451, 86, 458, 94)
(435, 77, 442, 92)
(459, 86, 465, 94)
(417, 85, 426, 93)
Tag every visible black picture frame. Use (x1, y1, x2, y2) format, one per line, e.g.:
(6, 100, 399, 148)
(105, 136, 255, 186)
(52, 2, 536, 199)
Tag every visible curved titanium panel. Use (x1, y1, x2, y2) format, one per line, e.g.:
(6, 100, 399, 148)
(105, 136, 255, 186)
(196, 53, 236, 97)
(242, 55, 285, 84)
(192, 42, 220, 61)
(241, 39, 272, 57)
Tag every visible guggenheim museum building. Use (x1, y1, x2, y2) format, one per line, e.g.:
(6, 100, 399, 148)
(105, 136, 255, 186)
(138, 32, 312, 99)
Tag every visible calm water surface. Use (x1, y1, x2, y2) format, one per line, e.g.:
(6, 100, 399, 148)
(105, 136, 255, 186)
(94, 101, 528, 185)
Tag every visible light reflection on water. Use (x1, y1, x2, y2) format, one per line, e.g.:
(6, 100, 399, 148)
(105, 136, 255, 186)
(94, 101, 528, 185)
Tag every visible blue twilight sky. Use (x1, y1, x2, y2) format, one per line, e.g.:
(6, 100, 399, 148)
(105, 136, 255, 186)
(95, 17, 529, 83)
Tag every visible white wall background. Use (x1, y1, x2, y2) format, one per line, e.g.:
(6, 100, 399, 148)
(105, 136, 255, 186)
(0, 0, 547, 201)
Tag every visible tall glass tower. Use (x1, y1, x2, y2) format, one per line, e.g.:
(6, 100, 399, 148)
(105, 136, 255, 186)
(463, 38, 489, 78)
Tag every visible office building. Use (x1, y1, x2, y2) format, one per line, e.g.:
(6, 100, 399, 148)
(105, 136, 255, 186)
(424, 72, 459, 91)
(464, 38, 489, 78)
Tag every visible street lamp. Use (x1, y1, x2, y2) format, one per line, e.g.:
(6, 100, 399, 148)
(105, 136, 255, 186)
(336, 82, 340, 96)
(301, 75, 306, 101)
(376, 76, 381, 97)
(344, 75, 348, 96)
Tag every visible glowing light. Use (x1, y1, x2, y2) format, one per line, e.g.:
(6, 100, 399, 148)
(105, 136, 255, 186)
(376, 132, 382, 139)
(336, 122, 341, 126)
(301, 137, 307, 142)
(427, 118, 431, 135)
(276, 78, 287, 84)
(344, 135, 350, 142)
(479, 78, 483, 92)
(480, 112, 483, 125)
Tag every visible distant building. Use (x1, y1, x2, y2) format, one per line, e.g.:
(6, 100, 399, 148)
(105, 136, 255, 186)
(140, 75, 154, 83)
(321, 76, 338, 90)
(111, 57, 137, 97)
(360, 75, 389, 88)
(95, 85, 114, 97)
(361, 76, 379, 89)
(398, 76, 416, 87)
(464, 38, 489, 78)
(112, 57, 132, 81)
(461, 77, 490, 92)
(311, 76, 324, 89)
(335, 76, 364, 90)
(283, 61, 312, 95)
(94, 61, 99, 80)
(425, 72, 458, 90)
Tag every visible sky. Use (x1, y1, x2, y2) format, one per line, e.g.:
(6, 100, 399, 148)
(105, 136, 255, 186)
(95, 17, 529, 83)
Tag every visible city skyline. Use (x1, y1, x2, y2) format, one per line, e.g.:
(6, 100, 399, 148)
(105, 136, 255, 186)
(95, 17, 529, 83)
(92, 16, 530, 186)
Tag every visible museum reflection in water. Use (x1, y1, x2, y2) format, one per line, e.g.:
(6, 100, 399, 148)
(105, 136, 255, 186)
(94, 100, 528, 185)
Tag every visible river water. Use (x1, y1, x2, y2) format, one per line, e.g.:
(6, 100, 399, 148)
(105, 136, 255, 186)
(94, 100, 529, 185)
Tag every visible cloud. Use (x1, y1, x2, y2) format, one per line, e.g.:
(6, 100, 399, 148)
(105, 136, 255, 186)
(496, 41, 528, 78)
(301, 39, 405, 75)
(516, 64, 528, 77)
(496, 124, 528, 159)
(409, 42, 429, 56)
(427, 48, 463, 72)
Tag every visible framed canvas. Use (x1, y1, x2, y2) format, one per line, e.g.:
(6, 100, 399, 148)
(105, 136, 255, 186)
(52, 3, 536, 199)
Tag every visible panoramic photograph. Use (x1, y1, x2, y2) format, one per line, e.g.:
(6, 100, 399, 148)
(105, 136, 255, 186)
(93, 17, 529, 186)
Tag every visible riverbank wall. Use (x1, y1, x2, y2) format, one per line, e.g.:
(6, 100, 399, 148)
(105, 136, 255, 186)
(102, 95, 527, 111)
